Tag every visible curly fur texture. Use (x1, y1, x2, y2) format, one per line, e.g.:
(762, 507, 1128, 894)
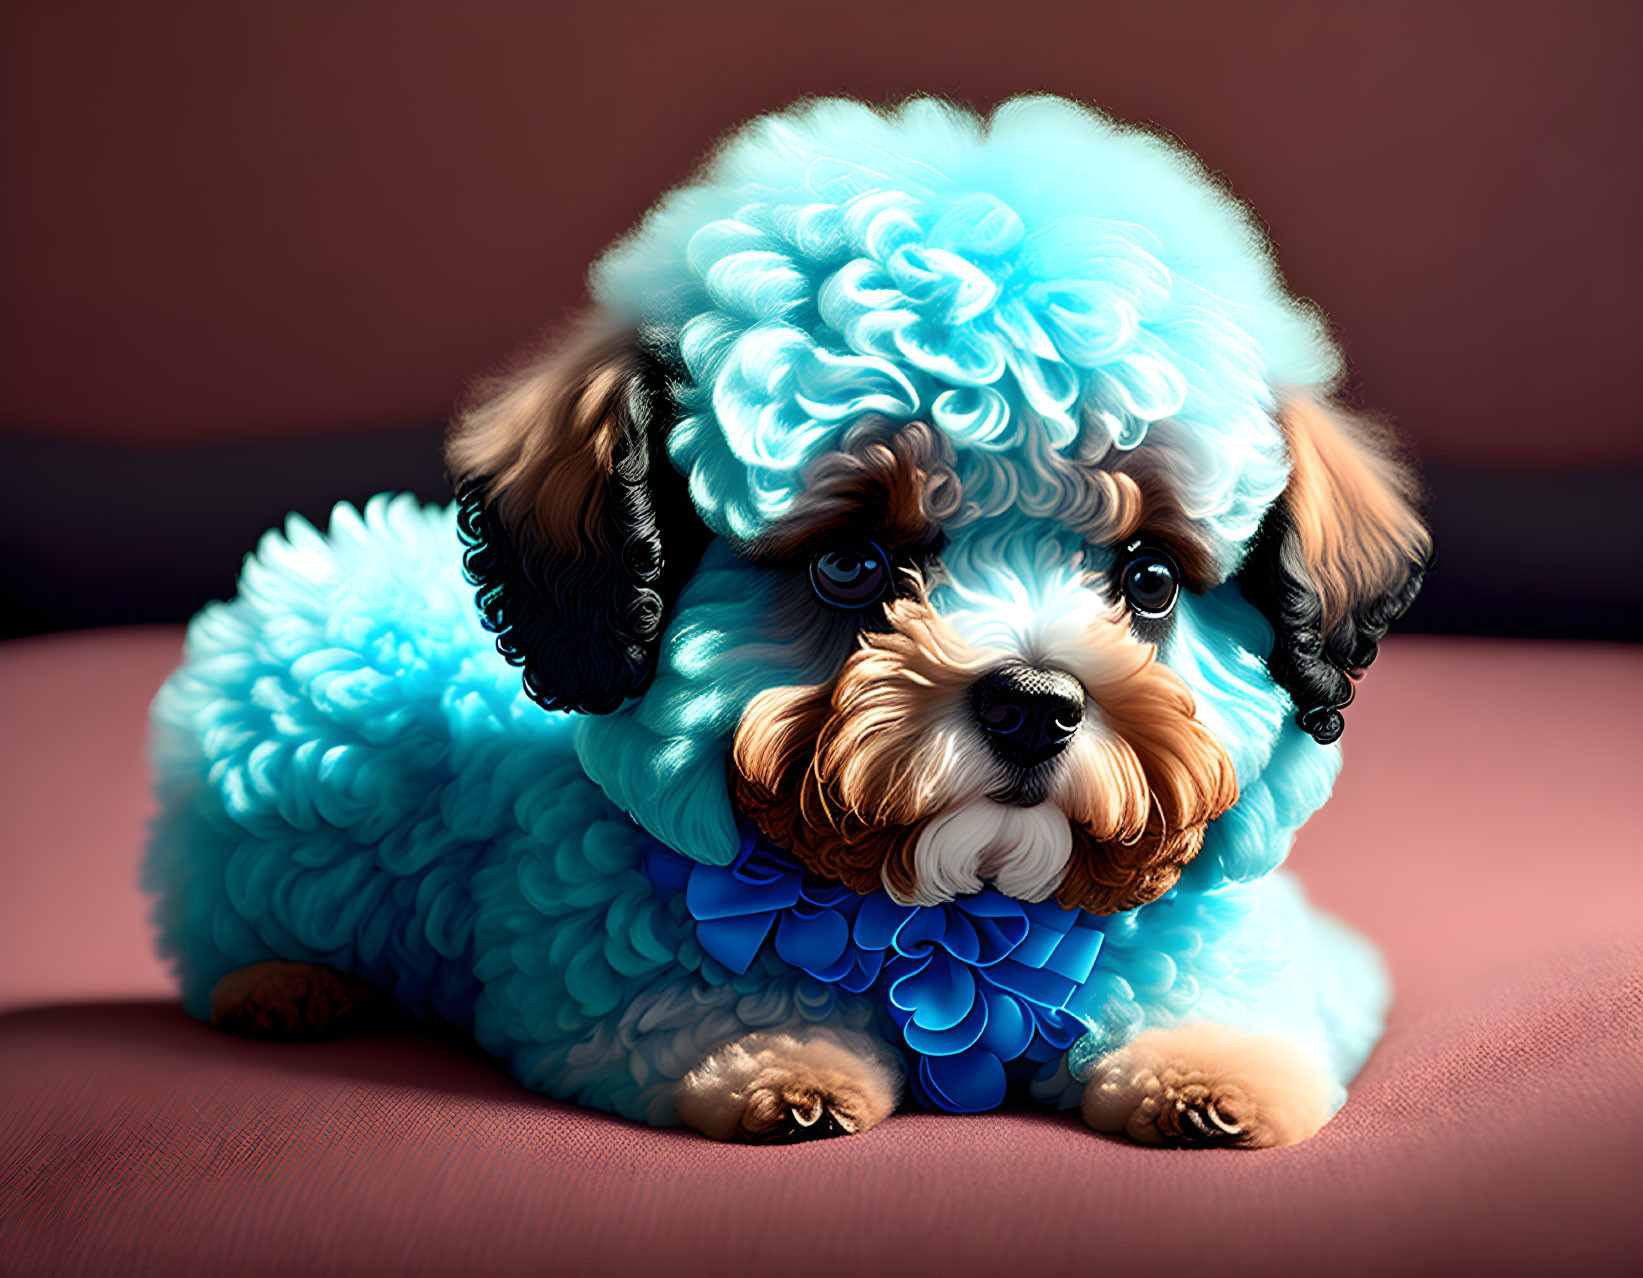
(676, 1028, 903, 1140)
(450, 330, 710, 714)
(594, 97, 1327, 557)
(1239, 399, 1432, 742)
(145, 495, 1385, 1124)
(1081, 1022, 1336, 1148)
(145, 95, 1423, 1136)
(730, 592, 1237, 914)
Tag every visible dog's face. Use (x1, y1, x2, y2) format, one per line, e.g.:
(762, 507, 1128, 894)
(446, 98, 1429, 912)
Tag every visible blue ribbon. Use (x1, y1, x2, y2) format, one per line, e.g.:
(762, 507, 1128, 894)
(644, 832, 1106, 1113)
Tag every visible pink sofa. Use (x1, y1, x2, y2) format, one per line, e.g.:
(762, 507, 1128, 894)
(3, 627, 1638, 1277)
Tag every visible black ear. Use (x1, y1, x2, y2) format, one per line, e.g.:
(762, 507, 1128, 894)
(1238, 395, 1432, 745)
(446, 318, 708, 714)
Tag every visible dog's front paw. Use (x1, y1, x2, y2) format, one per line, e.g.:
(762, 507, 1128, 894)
(676, 1031, 901, 1143)
(1080, 1023, 1335, 1149)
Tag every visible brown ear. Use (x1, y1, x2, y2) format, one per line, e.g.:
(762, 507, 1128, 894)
(445, 316, 707, 714)
(1238, 395, 1432, 744)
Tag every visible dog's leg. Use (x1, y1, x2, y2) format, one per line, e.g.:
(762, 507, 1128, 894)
(1080, 1023, 1335, 1149)
(210, 960, 393, 1040)
(675, 1028, 903, 1143)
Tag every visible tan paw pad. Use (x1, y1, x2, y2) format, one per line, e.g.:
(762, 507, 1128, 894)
(676, 1031, 901, 1143)
(1081, 1023, 1334, 1149)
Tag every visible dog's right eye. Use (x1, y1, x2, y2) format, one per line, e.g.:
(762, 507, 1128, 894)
(1120, 547, 1179, 619)
(1112, 538, 1182, 646)
(810, 544, 891, 609)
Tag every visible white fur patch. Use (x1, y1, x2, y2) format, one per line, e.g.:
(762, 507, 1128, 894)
(894, 799, 1073, 905)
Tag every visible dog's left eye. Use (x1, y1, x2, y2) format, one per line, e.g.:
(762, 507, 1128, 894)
(1118, 541, 1180, 620)
(810, 544, 891, 609)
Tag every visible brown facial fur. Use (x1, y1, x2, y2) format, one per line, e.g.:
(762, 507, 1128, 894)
(732, 597, 991, 898)
(945, 433, 1223, 592)
(723, 405, 1241, 914)
(1052, 613, 1238, 912)
(1099, 449, 1223, 592)
(750, 419, 962, 563)
(731, 593, 1237, 914)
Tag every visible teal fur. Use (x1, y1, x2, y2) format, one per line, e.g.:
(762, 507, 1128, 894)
(575, 541, 813, 866)
(146, 97, 1390, 1125)
(595, 95, 1335, 558)
(147, 496, 883, 1123)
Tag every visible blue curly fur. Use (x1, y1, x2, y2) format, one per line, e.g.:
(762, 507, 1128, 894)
(146, 97, 1390, 1125)
(146, 496, 1383, 1122)
(595, 95, 1335, 559)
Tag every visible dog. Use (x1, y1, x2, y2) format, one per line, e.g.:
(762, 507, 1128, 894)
(145, 95, 1429, 1147)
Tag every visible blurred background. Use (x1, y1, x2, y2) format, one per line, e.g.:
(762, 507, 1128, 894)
(2, 0, 1639, 641)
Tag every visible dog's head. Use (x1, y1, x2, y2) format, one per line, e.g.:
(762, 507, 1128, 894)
(446, 97, 1429, 911)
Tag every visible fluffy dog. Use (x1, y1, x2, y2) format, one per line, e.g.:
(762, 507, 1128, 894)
(146, 96, 1429, 1147)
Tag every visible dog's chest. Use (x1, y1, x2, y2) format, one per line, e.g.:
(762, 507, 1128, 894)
(643, 836, 1109, 1112)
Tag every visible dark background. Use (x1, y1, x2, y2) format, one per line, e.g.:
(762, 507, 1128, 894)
(3, 0, 1639, 640)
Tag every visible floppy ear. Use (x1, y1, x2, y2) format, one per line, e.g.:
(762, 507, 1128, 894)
(445, 316, 708, 714)
(1239, 394, 1432, 745)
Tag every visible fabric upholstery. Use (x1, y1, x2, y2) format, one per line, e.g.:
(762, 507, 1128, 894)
(2, 628, 1640, 1276)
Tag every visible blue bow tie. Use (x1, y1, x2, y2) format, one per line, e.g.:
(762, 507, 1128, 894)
(644, 831, 1109, 1112)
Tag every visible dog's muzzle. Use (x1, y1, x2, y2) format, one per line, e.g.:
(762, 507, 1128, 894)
(970, 662, 1086, 773)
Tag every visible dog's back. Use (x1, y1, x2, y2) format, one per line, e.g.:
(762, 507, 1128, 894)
(145, 494, 567, 1026)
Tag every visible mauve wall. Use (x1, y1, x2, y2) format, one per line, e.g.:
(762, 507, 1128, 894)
(2, 1, 1639, 637)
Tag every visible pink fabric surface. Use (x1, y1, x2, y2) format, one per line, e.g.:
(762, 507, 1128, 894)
(0, 629, 180, 1012)
(2, 629, 1641, 1276)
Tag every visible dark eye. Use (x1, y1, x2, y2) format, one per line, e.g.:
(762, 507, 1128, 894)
(1118, 541, 1180, 620)
(810, 544, 891, 609)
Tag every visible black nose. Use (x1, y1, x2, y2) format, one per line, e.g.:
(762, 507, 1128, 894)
(970, 663, 1086, 769)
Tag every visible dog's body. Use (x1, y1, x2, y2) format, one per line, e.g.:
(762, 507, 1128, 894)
(146, 98, 1427, 1145)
